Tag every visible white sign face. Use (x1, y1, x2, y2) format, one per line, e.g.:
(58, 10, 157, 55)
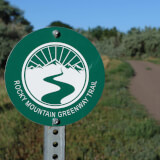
(22, 42, 89, 109)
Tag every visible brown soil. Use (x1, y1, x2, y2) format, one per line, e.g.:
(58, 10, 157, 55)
(128, 60, 160, 121)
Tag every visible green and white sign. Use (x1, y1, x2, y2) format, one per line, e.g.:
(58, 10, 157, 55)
(5, 27, 105, 126)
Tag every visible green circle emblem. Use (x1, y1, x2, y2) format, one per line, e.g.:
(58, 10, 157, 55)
(5, 27, 105, 126)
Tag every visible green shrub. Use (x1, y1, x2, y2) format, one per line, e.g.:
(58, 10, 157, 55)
(0, 0, 33, 68)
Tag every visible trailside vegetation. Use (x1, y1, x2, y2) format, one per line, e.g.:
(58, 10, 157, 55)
(1, 58, 160, 159)
(81, 26, 160, 59)
(0, 0, 33, 69)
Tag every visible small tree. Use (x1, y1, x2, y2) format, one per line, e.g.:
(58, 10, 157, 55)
(48, 21, 73, 29)
(0, 0, 33, 69)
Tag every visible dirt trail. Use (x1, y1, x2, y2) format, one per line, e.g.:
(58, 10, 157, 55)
(128, 60, 160, 121)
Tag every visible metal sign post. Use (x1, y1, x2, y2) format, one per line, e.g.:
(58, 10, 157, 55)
(44, 126, 65, 160)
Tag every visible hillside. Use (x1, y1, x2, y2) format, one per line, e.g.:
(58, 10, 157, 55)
(0, 57, 160, 159)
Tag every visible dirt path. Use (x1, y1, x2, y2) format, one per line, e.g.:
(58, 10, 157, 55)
(128, 60, 160, 121)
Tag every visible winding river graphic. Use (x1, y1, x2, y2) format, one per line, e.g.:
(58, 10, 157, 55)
(41, 71, 75, 104)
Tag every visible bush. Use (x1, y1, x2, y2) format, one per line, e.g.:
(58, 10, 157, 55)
(123, 27, 160, 58)
(95, 34, 124, 58)
(85, 26, 160, 59)
(0, 0, 33, 69)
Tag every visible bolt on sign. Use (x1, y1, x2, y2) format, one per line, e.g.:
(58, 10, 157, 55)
(5, 27, 105, 126)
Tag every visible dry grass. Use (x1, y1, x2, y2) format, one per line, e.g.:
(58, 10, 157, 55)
(0, 79, 11, 110)
(101, 55, 110, 69)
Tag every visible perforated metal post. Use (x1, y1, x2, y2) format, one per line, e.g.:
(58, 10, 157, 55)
(44, 126, 65, 160)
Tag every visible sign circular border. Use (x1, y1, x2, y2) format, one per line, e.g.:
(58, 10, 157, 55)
(5, 27, 105, 126)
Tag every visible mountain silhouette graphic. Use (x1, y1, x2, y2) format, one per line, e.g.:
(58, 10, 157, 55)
(41, 71, 75, 105)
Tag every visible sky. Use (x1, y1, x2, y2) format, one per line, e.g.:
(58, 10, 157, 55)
(8, 0, 160, 32)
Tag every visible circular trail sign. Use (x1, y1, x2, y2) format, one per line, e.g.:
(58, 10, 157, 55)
(5, 27, 105, 126)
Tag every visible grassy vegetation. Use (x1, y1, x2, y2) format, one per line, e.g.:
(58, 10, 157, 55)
(0, 79, 43, 160)
(145, 57, 160, 65)
(1, 58, 160, 160)
(145, 67, 152, 70)
(66, 59, 160, 160)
